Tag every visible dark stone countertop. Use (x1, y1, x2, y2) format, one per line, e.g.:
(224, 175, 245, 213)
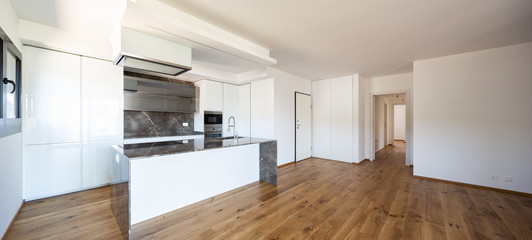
(124, 131, 204, 139)
(116, 137, 275, 159)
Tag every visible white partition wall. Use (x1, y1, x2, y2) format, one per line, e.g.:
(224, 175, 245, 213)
(413, 42, 532, 194)
(250, 78, 274, 139)
(238, 84, 251, 137)
(0, 133, 23, 237)
(222, 83, 239, 137)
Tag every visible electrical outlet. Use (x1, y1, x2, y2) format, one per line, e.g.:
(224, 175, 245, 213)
(183, 122, 188, 127)
(504, 176, 513, 182)
(490, 174, 499, 180)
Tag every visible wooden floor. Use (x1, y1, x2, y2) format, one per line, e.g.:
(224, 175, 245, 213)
(5, 141, 532, 239)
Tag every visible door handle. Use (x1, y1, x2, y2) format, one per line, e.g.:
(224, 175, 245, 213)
(3, 78, 16, 94)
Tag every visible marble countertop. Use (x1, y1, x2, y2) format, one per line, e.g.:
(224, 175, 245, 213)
(116, 137, 275, 159)
(124, 131, 204, 139)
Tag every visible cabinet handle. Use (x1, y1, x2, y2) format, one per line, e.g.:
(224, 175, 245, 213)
(2, 78, 16, 94)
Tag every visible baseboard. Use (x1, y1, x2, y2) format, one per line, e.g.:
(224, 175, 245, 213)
(1, 200, 24, 240)
(25, 184, 110, 202)
(278, 161, 296, 169)
(353, 159, 369, 165)
(413, 175, 532, 197)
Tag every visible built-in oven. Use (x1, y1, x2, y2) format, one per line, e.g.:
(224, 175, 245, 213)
(204, 111, 223, 138)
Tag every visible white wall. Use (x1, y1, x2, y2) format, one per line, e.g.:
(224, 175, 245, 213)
(0, 0, 22, 50)
(270, 67, 312, 165)
(250, 78, 275, 139)
(0, 133, 23, 238)
(370, 73, 413, 93)
(0, 1, 23, 237)
(413, 42, 532, 194)
(394, 105, 406, 140)
(358, 75, 370, 162)
(238, 84, 251, 137)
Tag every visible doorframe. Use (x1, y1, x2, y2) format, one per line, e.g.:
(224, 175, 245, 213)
(294, 91, 312, 162)
(370, 90, 412, 166)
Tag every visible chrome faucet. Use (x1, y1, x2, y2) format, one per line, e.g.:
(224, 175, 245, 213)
(227, 116, 237, 140)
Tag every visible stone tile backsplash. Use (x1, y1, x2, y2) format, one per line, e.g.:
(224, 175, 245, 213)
(124, 111, 195, 138)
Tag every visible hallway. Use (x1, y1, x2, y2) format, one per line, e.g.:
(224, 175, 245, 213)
(5, 143, 532, 239)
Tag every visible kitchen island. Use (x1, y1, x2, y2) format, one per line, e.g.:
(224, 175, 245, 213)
(110, 137, 277, 239)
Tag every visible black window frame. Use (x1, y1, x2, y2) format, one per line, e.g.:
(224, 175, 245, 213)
(0, 37, 3, 119)
(0, 26, 23, 137)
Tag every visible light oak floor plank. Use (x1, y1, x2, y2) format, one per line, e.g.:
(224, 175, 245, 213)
(4, 141, 532, 239)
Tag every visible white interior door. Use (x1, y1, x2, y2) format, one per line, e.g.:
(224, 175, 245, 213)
(296, 93, 311, 162)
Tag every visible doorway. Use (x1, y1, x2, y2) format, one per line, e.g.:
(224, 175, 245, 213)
(370, 92, 411, 166)
(295, 92, 311, 162)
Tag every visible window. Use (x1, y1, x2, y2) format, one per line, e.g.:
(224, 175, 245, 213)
(0, 27, 22, 137)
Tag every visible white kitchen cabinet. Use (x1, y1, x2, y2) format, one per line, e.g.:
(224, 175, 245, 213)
(24, 46, 81, 145)
(311, 79, 332, 159)
(330, 76, 353, 163)
(81, 57, 124, 142)
(312, 76, 354, 162)
(202, 80, 223, 112)
(222, 83, 239, 137)
(25, 143, 82, 200)
(81, 57, 123, 189)
(82, 140, 121, 188)
(194, 80, 223, 132)
(238, 84, 251, 137)
(23, 47, 124, 198)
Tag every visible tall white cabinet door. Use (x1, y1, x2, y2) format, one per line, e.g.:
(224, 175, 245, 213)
(25, 143, 82, 200)
(311, 79, 331, 159)
(24, 46, 81, 145)
(81, 57, 123, 188)
(81, 57, 124, 142)
(331, 76, 353, 163)
(82, 140, 121, 187)
(203, 80, 223, 112)
(222, 83, 239, 137)
(238, 84, 251, 137)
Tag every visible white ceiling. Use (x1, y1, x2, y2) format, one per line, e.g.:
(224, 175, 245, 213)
(11, 0, 532, 80)
(161, 0, 532, 79)
(10, 0, 125, 42)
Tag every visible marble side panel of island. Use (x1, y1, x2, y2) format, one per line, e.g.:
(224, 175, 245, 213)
(259, 141, 277, 186)
(110, 146, 130, 240)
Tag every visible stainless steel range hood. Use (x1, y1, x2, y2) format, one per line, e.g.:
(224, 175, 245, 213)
(115, 53, 191, 76)
(124, 76, 197, 113)
(114, 28, 192, 77)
